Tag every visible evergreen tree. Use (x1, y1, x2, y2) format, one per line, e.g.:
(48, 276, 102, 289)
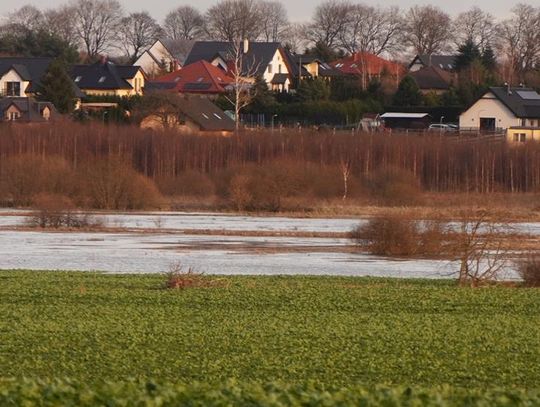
(37, 59, 77, 114)
(441, 86, 461, 106)
(481, 45, 497, 71)
(249, 76, 276, 113)
(392, 76, 423, 106)
(297, 78, 331, 102)
(454, 39, 481, 72)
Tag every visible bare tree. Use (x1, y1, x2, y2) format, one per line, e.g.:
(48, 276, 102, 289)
(453, 211, 512, 287)
(205, 0, 262, 41)
(453, 7, 497, 51)
(118, 12, 162, 61)
(498, 4, 540, 83)
(403, 5, 452, 55)
(71, 0, 123, 59)
(306, 0, 351, 50)
(339, 4, 402, 56)
(281, 23, 310, 54)
(43, 7, 80, 48)
(227, 40, 260, 132)
(259, 1, 289, 42)
(339, 158, 351, 200)
(8, 5, 45, 32)
(163, 6, 204, 41)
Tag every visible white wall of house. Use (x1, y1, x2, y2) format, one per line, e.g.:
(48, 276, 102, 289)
(0, 70, 30, 97)
(135, 40, 176, 77)
(263, 49, 290, 91)
(459, 92, 521, 130)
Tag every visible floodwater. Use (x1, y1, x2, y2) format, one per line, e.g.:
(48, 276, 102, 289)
(0, 211, 521, 279)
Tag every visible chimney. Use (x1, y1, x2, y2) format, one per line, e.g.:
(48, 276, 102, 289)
(243, 39, 249, 54)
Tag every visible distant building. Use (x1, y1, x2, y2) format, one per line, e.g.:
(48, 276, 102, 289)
(0, 98, 55, 122)
(409, 66, 456, 95)
(135, 40, 181, 78)
(141, 96, 235, 136)
(184, 40, 292, 92)
(150, 60, 234, 96)
(71, 59, 146, 97)
(380, 112, 431, 129)
(286, 54, 343, 84)
(0, 57, 53, 98)
(331, 52, 405, 87)
(408, 54, 456, 72)
(459, 87, 540, 132)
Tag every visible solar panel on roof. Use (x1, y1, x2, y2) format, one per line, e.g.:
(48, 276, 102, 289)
(516, 90, 540, 100)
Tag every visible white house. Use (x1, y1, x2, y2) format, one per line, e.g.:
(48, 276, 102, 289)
(184, 40, 292, 92)
(0, 57, 55, 98)
(459, 87, 540, 132)
(135, 40, 180, 78)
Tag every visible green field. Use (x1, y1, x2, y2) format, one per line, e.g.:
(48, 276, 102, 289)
(1, 271, 539, 404)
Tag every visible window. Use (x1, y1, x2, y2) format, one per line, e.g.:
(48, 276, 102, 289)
(278, 64, 282, 73)
(514, 133, 527, 142)
(521, 118, 526, 126)
(213, 113, 222, 120)
(74, 76, 82, 83)
(98, 76, 106, 83)
(8, 111, 20, 121)
(268, 64, 273, 74)
(202, 113, 209, 119)
(5, 82, 21, 96)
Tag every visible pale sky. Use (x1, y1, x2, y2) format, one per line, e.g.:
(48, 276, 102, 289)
(0, 0, 536, 22)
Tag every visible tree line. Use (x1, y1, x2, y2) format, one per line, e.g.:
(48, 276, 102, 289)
(1, 1, 539, 84)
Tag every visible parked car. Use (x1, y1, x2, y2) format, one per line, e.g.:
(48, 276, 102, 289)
(429, 123, 458, 132)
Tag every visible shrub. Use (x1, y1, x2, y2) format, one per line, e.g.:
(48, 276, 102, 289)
(79, 157, 162, 210)
(517, 255, 540, 287)
(28, 193, 104, 229)
(352, 216, 419, 257)
(164, 263, 206, 290)
(366, 167, 423, 206)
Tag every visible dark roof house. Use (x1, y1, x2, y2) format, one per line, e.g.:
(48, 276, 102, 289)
(409, 54, 457, 72)
(141, 95, 235, 135)
(71, 59, 145, 96)
(409, 66, 456, 93)
(0, 57, 54, 96)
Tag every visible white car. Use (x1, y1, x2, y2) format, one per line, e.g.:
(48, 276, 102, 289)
(429, 123, 458, 132)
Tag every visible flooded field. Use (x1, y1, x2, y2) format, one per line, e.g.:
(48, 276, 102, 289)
(0, 210, 522, 279)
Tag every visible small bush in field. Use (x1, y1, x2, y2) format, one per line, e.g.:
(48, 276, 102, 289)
(164, 263, 206, 290)
(366, 167, 423, 206)
(517, 255, 540, 287)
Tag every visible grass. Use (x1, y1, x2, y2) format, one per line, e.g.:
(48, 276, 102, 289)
(0, 271, 539, 390)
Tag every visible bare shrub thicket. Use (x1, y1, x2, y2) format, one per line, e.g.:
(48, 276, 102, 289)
(156, 171, 216, 197)
(351, 216, 448, 257)
(164, 262, 208, 290)
(516, 254, 540, 287)
(28, 193, 103, 229)
(3, 124, 540, 208)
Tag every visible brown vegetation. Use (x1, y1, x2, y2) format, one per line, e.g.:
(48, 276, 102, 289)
(2, 123, 540, 211)
(517, 254, 540, 287)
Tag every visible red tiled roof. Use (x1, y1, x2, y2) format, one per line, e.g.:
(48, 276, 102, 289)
(153, 60, 233, 94)
(331, 52, 405, 76)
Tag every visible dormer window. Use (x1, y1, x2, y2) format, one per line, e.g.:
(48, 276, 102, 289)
(98, 76, 106, 83)
(74, 76, 82, 83)
(202, 113, 209, 119)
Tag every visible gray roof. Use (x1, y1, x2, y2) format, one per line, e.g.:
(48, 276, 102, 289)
(0, 97, 55, 122)
(0, 57, 54, 92)
(72, 61, 142, 90)
(271, 73, 289, 84)
(184, 41, 283, 77)
(409, 66, 454, 90)
(489, 87, 540, 119)
(410, 54, 456, 71)
(176, 96, 235, 132)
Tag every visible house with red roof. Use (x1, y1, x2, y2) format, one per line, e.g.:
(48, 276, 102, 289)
(331, 52, 405, 88)
(149, 60, 234, 96)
